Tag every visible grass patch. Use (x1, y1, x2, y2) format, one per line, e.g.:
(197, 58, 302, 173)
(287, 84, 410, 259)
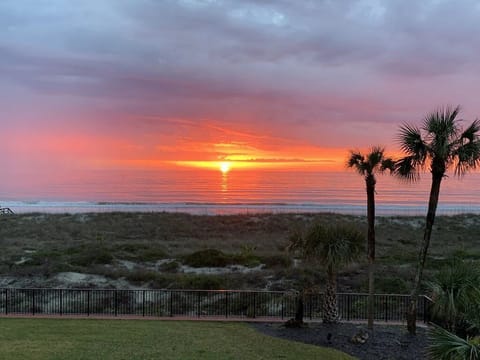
(182, 249, 262, 268)
(0, 318, 353, 360)
(183, 249, 233, 267)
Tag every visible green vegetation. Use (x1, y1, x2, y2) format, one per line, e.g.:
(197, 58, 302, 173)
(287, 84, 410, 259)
(427, 260, 480, 359)
(2, 212, 480, 293)
(182, 248, 258, 268)
(0, 318, 354, 360)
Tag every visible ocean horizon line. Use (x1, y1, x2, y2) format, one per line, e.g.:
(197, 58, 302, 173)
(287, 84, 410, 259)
(2, 200, 480, 216)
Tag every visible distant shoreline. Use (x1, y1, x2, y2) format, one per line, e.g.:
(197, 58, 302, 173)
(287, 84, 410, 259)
(2, 200, 480, 216)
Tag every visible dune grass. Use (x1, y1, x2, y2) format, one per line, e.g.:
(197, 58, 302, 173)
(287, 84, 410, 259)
(2, 212, 480, 292)
(0, 318, 354, 360)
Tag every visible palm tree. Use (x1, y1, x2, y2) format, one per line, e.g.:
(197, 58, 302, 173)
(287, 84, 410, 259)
(289, 223, 364, 323)
(347, 147, 394, 330)
(395, 105, 480, 334)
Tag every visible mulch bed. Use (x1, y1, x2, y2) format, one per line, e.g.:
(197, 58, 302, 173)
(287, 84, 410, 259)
(252, 322, 429, 360)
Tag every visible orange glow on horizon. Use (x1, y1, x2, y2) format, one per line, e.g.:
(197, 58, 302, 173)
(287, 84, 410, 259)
(174, 159, 342, 171)
(2, 122, 405, 174)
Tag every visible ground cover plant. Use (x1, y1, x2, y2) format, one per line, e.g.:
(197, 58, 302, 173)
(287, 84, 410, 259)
(426, 260, 480, 359)
(0, 318, 353, 360)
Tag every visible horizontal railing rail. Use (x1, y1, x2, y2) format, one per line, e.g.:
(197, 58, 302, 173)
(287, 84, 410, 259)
(0, 288, 431, 323)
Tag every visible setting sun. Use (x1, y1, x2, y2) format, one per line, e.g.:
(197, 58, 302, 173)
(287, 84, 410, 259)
(220, 162, 231, 174)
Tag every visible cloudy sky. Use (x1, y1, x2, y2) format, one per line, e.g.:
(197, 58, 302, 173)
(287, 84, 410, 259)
(2, 0, 480, 174)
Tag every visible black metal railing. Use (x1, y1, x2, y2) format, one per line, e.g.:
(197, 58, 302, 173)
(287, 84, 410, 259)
(0, 288, 431, 323)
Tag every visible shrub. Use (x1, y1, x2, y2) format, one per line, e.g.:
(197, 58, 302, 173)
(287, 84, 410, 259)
(182, 249, 231, 268)
(159, 261, 180, 273)
(178, 275, 225, 290)
(137, 248, 168, 262)
(70, 248, 114, 267)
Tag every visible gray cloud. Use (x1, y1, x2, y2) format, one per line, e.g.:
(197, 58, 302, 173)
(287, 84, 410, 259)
(2, 0, 480, 148)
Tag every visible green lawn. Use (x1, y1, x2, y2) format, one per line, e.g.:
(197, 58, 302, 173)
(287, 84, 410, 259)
(0, 318, 354, 360)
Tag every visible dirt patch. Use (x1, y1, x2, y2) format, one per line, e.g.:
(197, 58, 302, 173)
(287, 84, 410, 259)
(252, 322, 429, 360)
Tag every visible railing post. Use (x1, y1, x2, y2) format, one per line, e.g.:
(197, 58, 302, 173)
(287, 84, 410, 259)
(32, 289, 35, 315)
(114, 290, 118, 317)
(87, 290, 91, 316)
(169, 291, 173, 317)
(281, 295, 284, 320)
(309, 293, 312, 320)
(197, 292, 201, 318)
(225, 291, 229, 318)
(225, 292, 228, 319)
(142, 290, 146, 317)
(5, 289, 8, 315)
(384, 295, 388, 322)
(253, 292, 256, 319)
(346, 294, 350, 321)
(60, 289, 63, 316)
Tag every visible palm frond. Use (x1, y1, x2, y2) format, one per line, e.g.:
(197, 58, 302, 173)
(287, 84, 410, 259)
(302, 223, 364, 271)
(423, 106, 461, 137)
(428, 325, 480, 360)
(425, 106, 461, 159)
(287, 227, 306, 254)
(347, 147, 394, 177)
(380, 157, 395, 174)
(460, 119, 480, 142)
(398, 123, 428, 160)
(426, 260, 480, 332)
(394, 156, 420, 182)
(454, 140, 480, 176)
(346, 151, 367, 175)
(366, 146, 385, 169)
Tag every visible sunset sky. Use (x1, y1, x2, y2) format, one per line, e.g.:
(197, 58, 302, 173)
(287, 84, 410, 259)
(2, 0, 480, 176)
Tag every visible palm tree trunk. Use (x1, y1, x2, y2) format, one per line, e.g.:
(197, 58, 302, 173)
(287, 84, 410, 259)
(323, 268, 339, 323)
(366, 175, 376, 330)
(407, 173, 443, 334)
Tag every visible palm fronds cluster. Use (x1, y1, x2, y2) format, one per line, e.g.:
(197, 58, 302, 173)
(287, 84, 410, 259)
(427, 260, 480, 359)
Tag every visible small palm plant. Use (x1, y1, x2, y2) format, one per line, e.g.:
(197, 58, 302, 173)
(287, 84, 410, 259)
(289, 223, 364, 323)
(426, 260, 480, 334)
(395, 105, 480, 334)
(347, 146, 394, 329)
(428, 325, 480, 360)
(427, 260, 480, 359)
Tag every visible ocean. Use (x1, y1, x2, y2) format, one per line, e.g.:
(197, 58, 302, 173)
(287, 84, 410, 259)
(1, 168, 479, 215)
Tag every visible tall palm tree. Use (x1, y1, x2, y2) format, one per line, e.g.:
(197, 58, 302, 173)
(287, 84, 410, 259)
(289, 223, 364, 323)
(395, 105, 480, 334)
(347, 147, 394, 330)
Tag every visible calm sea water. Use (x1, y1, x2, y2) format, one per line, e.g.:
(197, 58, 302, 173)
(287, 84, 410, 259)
(1, 168, 479, 215)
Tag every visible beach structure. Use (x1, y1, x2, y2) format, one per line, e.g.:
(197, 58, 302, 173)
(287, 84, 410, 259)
(0, 206, 14, 215)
